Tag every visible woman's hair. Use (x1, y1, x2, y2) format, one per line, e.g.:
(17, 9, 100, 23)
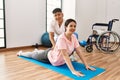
(64, 19, 76, 31)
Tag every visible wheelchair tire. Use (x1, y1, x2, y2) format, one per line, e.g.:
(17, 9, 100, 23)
(86, 45, 93, 53)
(97, 31, 120, 53)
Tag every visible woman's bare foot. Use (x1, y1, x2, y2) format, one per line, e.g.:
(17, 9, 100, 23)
(17, 51, 22, 56)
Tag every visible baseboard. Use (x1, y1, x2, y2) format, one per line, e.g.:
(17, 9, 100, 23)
(0, 45, 45, 52)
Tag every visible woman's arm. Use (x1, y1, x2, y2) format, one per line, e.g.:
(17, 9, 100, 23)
(60, 49, 84, 77)
(75, 47, 96, 70)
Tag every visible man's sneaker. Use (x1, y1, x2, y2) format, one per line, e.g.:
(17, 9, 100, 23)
(70, 55, 77, 61)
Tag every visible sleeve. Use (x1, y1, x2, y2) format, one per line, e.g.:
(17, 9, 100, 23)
(73, 35, 80, 48)
(57, 38, 67, 50)
(47, 21, 55, 32)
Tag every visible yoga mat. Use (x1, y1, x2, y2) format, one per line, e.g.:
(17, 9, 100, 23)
(19, 56, 105, 80)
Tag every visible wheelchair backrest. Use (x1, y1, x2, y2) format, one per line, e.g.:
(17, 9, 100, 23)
(92, 19, 119, 34)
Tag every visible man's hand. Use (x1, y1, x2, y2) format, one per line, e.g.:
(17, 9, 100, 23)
(51, 45, 55, 49)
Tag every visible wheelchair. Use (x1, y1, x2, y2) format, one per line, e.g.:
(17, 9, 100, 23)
(85, 19, 120, 53)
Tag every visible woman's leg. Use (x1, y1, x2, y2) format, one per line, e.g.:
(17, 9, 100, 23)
(31, 48, 51, 63)
(17, 51, 35, 58)
(17, 48, 51, 63)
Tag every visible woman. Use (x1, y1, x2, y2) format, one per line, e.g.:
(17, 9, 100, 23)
(17, 19, 96, 77)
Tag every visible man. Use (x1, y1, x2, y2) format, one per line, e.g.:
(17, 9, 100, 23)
(47, 8, 65, 48)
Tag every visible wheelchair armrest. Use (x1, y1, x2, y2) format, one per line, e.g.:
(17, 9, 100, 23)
(92, 23, 109, 29)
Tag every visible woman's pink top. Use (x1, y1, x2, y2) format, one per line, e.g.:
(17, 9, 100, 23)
(48, 33, 80, 66)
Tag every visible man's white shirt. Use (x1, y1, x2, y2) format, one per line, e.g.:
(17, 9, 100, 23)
(47, 19, 65, 41)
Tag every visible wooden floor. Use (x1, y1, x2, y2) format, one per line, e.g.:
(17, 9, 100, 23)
(0, 46, 120, 80)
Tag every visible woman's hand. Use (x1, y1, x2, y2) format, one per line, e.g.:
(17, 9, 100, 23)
(72, 70, 84, 77)
(85, 65, 96, 71)
(71, 66, 96, 77)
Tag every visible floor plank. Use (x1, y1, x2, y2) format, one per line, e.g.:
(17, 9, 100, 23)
(0, 46, 120, 80)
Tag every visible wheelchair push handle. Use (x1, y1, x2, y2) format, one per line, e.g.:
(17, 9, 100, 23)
(112, 19, 119, 22)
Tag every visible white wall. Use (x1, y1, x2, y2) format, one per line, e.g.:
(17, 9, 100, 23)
(75, 0, 97, 40)
(106, 0, 120, 34)
(4, 0, 120, 48)
(75, 0, 120, 41)
(62, 0, 75, 19)
(5, 0, 46, 48)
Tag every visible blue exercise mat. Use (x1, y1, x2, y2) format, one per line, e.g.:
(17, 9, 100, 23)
(19, 56, 105, 80)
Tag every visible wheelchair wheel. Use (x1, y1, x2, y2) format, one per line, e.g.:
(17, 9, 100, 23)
(97, 31, 120, 53)
(85, 45, 93, 53)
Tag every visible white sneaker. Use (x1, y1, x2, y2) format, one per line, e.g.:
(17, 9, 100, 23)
(70, 55, 77, 61)
(17, 50, 22, 56)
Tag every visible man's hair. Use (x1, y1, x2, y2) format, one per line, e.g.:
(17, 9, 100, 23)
(52, 8, 62, 14)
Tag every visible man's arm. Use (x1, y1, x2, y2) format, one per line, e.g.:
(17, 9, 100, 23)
(49, 32, 56, 48)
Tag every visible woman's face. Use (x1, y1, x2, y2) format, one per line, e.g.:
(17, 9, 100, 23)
(66, 21, 76, 34)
